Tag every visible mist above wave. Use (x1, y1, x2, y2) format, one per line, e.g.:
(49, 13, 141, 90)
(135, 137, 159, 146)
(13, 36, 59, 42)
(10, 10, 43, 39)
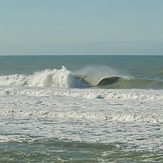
(74, 65, 125, 86)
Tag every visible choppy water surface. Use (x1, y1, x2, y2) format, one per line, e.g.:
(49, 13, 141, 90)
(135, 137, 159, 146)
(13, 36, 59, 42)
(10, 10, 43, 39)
(0, 55, 163, 162)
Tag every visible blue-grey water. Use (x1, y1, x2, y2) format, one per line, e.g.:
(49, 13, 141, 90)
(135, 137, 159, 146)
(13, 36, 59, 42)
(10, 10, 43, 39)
(0, 55, 163, 77)
(0, 55, 163, 162)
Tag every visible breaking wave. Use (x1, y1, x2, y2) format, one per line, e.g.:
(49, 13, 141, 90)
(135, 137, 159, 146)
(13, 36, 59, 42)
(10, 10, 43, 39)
(0, 66, 87, 88)
(0, 66, 124, 88)
(0, 66, 162, 89)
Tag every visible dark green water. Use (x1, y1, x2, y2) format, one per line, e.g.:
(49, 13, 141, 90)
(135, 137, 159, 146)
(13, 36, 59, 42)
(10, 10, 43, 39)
(1, 139, 163, 162)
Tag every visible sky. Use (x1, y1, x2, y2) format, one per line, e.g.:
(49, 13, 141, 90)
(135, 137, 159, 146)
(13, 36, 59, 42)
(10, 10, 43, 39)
(0, 0, 163, 55)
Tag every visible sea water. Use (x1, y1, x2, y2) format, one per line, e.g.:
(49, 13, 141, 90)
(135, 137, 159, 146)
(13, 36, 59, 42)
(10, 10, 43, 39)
(0, 55, 163, 162)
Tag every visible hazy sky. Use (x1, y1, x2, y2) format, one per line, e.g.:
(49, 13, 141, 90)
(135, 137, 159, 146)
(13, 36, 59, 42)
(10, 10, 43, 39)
(0, 0, 163, 55)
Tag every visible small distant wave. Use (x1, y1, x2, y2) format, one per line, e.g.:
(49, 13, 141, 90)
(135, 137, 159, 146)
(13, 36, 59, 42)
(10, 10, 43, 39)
(0, 66, 162, 89)
(97, 76, 163, 89)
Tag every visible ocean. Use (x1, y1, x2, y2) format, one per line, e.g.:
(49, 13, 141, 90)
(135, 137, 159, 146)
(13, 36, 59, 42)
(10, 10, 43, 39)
(0, 55, 163, 162)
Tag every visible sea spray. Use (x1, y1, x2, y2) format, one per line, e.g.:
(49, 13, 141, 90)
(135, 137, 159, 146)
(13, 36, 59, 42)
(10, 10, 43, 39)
(0, 66, 87, 88)
(75, 65, 126, 85)
(28, 66, 86, 88)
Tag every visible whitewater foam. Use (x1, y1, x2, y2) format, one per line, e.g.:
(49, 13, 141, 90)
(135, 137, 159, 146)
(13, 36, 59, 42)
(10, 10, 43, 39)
(0, 66, 87, 88)
(0, 88, 163, 151)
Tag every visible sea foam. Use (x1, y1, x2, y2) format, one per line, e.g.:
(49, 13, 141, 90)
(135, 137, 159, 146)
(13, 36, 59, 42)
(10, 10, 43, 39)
(0, 66, 87, 88)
